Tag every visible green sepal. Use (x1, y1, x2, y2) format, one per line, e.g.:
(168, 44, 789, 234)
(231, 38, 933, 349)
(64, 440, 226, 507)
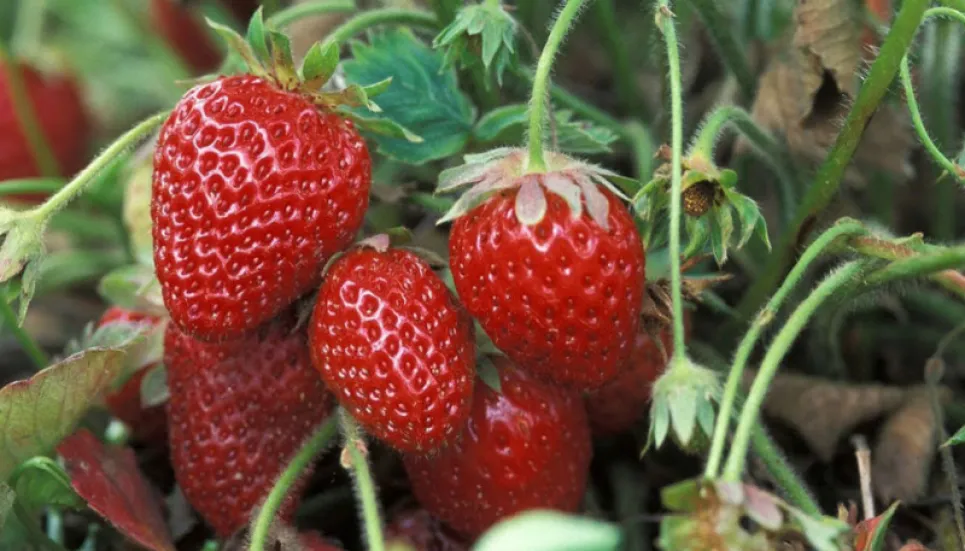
(344, 111, 423, 143)
(267, 30, 298, 88)
(709, 206, 734, 266)
(205, 18, 269, 78)
(301, 41, 342, 89)
(245, 7, 270, 63)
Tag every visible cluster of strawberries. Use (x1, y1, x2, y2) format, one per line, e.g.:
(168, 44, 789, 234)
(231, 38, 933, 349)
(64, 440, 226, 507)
(86, 14, 669, 551)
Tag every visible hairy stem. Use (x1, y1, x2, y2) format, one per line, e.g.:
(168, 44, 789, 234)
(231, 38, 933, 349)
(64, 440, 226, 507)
(0, 292, 47, 369)
(526, 0, 592, 172)
(705, 221, 867, 479)
(267, 0, 358, 28)
(864, 245, 965, 286)
(724, 261, 867, 480)
(340, 412, 385, 551)
(900, 55, 962, 183)
(655, 0, 688, 355)
(516, 66, 629, 138)
(248, 417, 338, 551)
(688, 105, 799, 224)
(32, 112, 169, 221)
(846, 235, 965, 300)
(922, 15, 963, 240)
(324, 8, 438, 45)
(735, 0, 930, 319)
(681, 0, 755, 99)
(0, 44, 60, 178)
(752, 423, 821, 515)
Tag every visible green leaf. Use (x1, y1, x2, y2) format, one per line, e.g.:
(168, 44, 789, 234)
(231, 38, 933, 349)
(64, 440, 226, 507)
(206, 18, 266, 76)
(342, 28, 475, 164)
(730, 193, 764, 250)
(245, 7, 270, 63)
(667, 385, 697, 446)
(10, 457, 84, 514)
(660, 479, 701, 512)
(477, 357, 502, 393)
(97, 264, 166, 317)
(433, 3, 518, 86)
(651, 398, 670, 448)
(474, 105, 617, 154)
(944, 423, 965, 447)
(788, 510, 849, 551)
(140, 365, 169, 408)
(267, 30, 298, 87)
(0, 348, 127, 480)
(301, 41, 341, 88)
(473, 510, 621, 551)
(683, 217, 710, 258)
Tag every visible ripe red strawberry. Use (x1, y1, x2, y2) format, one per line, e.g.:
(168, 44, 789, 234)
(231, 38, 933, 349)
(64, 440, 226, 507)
(445, 150, 645, 390)
(165, 316, 335, 537)
(151, 0, 223, 74)
(0, 61, 89, 200)
(403, 358, 591, 538)
(585, 329, 671, 436)
(385, 507, 469, 551)
(152, 74, 371, 341)
(98, 307, 167, 443)
(310, 242, 475, 453)
(298, 532, 345, 551)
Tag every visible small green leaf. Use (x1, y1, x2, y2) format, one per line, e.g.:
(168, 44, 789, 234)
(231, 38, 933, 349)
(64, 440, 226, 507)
(11, 457, 84, 514)
(140, 365, 169, 408)
(300, 41, 340, 87)
(683, 217, 710, 258)
(433, 3, 518, 86)
(206, 18, 266, 76)
(0, 348, 127, 480)
(477, 357, 502, 393)
(697, 399, 715, 439)
(267, 30, 298, 87)
(473, 510, 621, 551)
(651, 398, 670, 448)
(730, 193, 763, 250)
(245, 7, 270, 63)
(660, 479, 701, 512)
(667, 386, 697, 446)
(342, 29, 475, 164)
(788, 510, 849, 551)
(944, 423, 965, 447)
(709, 207, 733, 265)
(97, 264, 166, 317)
(348, 112, 423, 143)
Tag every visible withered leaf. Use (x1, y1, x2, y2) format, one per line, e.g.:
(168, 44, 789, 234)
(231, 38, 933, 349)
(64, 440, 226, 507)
(744, 0, 912, 183)
(872, 388, 944, 504)
(746, 371, 906, 461)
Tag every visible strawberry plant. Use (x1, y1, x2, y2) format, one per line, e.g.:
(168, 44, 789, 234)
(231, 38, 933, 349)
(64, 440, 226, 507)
(2, 0, 965, 550)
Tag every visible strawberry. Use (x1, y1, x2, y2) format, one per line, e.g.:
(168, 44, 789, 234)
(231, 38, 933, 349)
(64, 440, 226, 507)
(403, 358, 592, 538)
(151, 0, 223, 74)
(443, 149, 645, 390)
(165, 316, 335, 537)
(298, 532, 345, 551)
(385, 507, 470, 551)
(152, 73, 371, 341)
(309, 240, 475, 453)
(0, 61, 89, 199)
(585, 329, 670, 436)
(99, 308, 168, 443)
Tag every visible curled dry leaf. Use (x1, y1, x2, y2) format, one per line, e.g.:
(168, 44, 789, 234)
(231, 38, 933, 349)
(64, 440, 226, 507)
(743, 0, 913, 183)
(58, 429, 175, 551)
(872, 388, 947, 504)
(745, 371, 906, 461)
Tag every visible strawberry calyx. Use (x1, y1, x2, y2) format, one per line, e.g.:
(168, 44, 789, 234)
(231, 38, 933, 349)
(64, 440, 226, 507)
(206, 9, 419, 142)
(435, 147, 630, 229)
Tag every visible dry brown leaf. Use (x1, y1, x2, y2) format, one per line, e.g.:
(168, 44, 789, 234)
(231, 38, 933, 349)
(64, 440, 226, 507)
(743, 0, 913, 183)
(872, 388, 945, 503)
(745, 371, 906, 461)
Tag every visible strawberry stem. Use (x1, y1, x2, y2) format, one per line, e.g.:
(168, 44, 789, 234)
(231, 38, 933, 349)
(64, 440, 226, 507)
(722, 261, 869, 481)
(654, 1, 687, 358)
(266, 0, 358, 28)
(525, 0, 591, 173)
(248, 416, 338, 551)
(704, 221, 867, 480)
(323, 8, 439, 46)
(734, 0, 930, 321)
(339, 411, 386, 551)
(899, 9, 965, 185)
(31, 111, 169, 221)
(0, 290, 47, 369)
(0, 45, 60, 179)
